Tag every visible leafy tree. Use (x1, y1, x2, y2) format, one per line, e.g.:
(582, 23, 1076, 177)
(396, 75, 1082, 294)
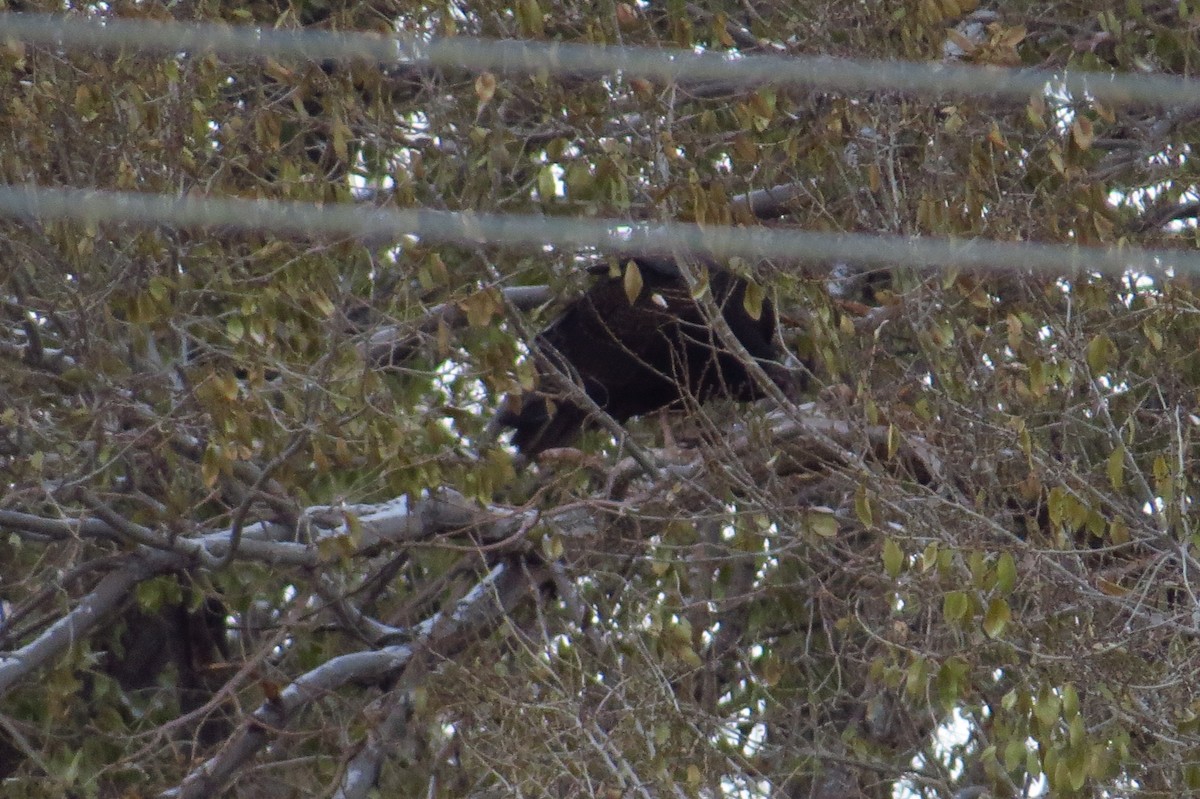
(3, 0, 1200, 797)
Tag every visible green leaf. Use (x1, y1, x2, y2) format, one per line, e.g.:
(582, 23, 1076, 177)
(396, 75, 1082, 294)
(537, 164, 557, 201)
(1002, 737, 1025, 771)
(1047, 486, 1067, 527)
(967, 551, 987, 584)
(983, 597, 1011, 638)
(921, 542, 939, 572)
(882, 538, 904, 577)
(1029, 358, 1047, 396)
(518, 0, 545, 35)
(995, 552, 1017, 594)
(1086, 333, 1115, 374)
(1143, 318, 1163, 350)
(854, 486, 874, 527)
(943, 591, 969, 623)
(805, 511, 838, 539)
(1107, 446, 1125, 490)
(1067, 738, 1089, 789)
(935, 657, 970, 708)
(1034, 686, 1061, 728)
(1062, 683, 1080, 718)
(564, 162, 593, 198)
(61, 748, 83, 785)
(904, 657, 927, 697)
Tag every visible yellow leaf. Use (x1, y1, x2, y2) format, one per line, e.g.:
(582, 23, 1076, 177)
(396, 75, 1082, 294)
(987, 123, 1008, 149)
(741, 280, 764, 320)
(1072, 117, 1095, 150)
(474, 72, 497, 103)
(623, 260, 643, 304)
(629, 77, 655, 100)
(1025, 105, 1047, 133)
(312, 444, 330, 472)
(1049, 148, 1066, 174)
(541, 535, 564, 560)
(201, 445, 223, 488)
(759, 654, 783, 686)
(731, 133, 756, 164)
(460, 290, 500, 327)
(945, 28, 976, 55)
(331, 118, 351, 163)
(886, 423, 900, 460)
(311, 290, 335, 318)
(616, 2, 639, 29)
(215, 373, 239, 402)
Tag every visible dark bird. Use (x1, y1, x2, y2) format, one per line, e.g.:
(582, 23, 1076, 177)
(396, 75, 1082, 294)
(494, 256, 798, 456)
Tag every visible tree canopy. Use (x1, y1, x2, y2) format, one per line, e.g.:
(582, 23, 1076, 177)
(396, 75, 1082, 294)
(3, 1, 1200, 797)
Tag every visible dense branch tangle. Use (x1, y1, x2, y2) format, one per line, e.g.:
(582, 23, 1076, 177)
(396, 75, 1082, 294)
(5, 1, 1200, 797)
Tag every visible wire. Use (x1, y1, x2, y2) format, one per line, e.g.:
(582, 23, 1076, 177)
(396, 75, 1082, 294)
(1, 14, 1195, 278)
(0, 183, 1193, 278)
(0, 12, 1198, 108)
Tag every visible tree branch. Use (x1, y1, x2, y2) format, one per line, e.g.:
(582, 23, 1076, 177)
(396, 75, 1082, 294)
(0, 552, 178, 697)
(164, 557, 550, 799)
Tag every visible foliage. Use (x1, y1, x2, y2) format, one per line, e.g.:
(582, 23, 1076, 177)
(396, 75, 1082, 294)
(3, 0, 1200, 797)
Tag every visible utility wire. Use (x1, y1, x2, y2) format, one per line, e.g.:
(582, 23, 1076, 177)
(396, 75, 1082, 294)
(0, 183, 1192, 277)
(1, 14, 1195, 276)
(0, 12, 1198, 107)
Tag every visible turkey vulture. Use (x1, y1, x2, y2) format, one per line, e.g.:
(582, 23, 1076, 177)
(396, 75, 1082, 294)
(494, 256, 797, 456)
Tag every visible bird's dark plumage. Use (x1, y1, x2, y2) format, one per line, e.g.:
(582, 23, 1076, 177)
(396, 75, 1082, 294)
(495, 256, 796, 456)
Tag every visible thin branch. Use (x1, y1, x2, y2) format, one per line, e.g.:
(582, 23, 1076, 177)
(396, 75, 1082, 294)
(165, 557, 550, 799)
(77, 490, 220, 567)
(331, 692, 414, 799)
(216, 430, 309, 569)
(363, 285, 552, 367)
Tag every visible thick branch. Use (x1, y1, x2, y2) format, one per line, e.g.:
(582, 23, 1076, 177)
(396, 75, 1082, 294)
(165, 557, 550, 799)
(0, 552, 179, 697)
(728, 182, 807, 221)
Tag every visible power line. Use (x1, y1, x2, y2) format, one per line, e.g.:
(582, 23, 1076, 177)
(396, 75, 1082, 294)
(0, 15, 1194, 278)
(0, 183, 1192, 278)
(0, 12, 1198, 108)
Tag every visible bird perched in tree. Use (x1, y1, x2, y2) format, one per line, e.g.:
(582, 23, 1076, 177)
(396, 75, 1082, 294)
(493, 255, 798, 456)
